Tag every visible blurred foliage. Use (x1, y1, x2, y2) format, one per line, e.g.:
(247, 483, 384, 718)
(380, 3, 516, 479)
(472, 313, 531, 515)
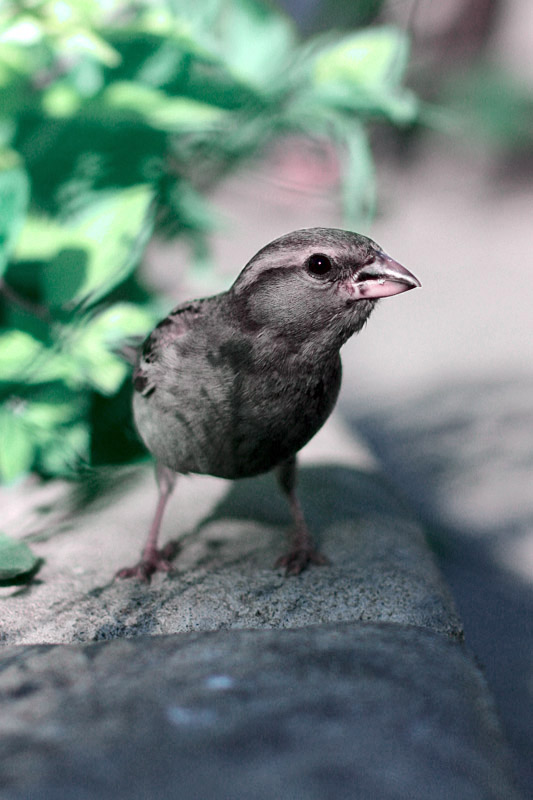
(290, 0, 386, 35)
(0, 0, 419, 498)
(444, 65, 533, 153)
(0, 530, 41, 583)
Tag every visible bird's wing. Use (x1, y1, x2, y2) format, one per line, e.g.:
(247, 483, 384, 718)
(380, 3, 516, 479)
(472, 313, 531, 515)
(133, 300, 206, 396)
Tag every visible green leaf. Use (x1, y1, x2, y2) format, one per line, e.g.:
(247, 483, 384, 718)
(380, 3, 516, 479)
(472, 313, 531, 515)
(311, 81, 418, 124)
(66, 302, 155, 394)
(59, 184, 155, 306)
(102, 82, 226, 131)
(56, 28, 120, 68)
(0, 119, 16, 149)
(0, 153, 30, 277)
(12, 215, 68, 262)
(0, 532, 40, 582)
(314, 27, 410, 89)
(0, 387, 88, 483)
(311, 27, 418, 123)
(0, 407, 35, 483)
(0, 330, 44, 381)
(0, 16, 43, 47)
(14, 185, 155, 307)
(83, 303, 156, 340)
(42, 83, 83, 117)
(216, 0, 295, 87)
(42, 246, 92, 307)
(36, 421, 90, 476)
(12, 385, 90, 476)
(23, 384, 87, 432)
(0, 330, 71, 385)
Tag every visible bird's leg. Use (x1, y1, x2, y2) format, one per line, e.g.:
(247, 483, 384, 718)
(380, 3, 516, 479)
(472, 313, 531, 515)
(116, 463, 178, 582)
(274, 455, 329, 575)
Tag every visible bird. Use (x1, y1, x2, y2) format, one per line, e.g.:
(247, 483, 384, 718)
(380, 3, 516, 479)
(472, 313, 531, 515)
(117, 227, 420, 581)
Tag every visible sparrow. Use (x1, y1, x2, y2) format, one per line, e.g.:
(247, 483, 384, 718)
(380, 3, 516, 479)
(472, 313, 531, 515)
(117, 227, 420, 581)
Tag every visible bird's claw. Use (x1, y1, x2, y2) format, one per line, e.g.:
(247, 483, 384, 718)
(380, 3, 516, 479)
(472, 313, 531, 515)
(275, 548, 329, 576)
(115, 542, 178, 583)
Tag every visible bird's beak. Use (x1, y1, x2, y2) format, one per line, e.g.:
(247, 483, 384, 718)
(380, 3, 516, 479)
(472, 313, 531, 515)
(348, 253, 421, 300)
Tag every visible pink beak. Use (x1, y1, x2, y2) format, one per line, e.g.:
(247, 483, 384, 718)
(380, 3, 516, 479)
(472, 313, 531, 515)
(348, 253, 421, 300)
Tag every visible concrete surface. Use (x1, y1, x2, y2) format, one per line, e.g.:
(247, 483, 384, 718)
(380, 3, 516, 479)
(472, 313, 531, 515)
(348, 375, 533, 799)
(0, 415, 523, 799)
(1, 417, 461, 644)
(0, 625, 522, 800)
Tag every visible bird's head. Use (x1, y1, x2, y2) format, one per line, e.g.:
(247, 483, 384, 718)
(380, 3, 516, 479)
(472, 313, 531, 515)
(229, 228, 420, 348)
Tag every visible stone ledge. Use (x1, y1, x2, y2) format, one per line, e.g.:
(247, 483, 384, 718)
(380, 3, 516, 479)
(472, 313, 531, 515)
(1, 416, 462, 643)
(0, 623, 522, 800)
(0, 417, 522, 798)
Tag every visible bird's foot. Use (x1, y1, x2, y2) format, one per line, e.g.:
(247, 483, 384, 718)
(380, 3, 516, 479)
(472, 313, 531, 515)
(115, 542, 178, 583)
(275, 547, 329, 576)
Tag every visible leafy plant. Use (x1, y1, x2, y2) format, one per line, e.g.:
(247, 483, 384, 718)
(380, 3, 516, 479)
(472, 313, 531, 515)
(0, 0, 418, 492)
(0, 531, 41, 583)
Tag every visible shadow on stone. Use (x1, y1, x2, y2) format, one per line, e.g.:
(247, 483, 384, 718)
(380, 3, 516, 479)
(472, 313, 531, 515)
(347, 375, 533, 797)
(201, 463, 410, 542)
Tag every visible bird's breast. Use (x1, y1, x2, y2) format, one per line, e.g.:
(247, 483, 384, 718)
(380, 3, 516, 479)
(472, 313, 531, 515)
(133, 340, 341, 480)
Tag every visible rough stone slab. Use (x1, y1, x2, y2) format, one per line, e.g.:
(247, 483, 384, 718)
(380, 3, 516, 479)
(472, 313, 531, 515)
(0, 623, 522, 800)
(0, 419, 461, 644)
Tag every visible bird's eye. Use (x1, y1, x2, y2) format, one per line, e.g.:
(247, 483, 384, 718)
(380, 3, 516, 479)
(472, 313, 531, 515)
(307, 253, 332, 276)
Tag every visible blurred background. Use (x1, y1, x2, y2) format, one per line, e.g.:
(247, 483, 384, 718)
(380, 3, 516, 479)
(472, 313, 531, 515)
(0, 0, 532, 794)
